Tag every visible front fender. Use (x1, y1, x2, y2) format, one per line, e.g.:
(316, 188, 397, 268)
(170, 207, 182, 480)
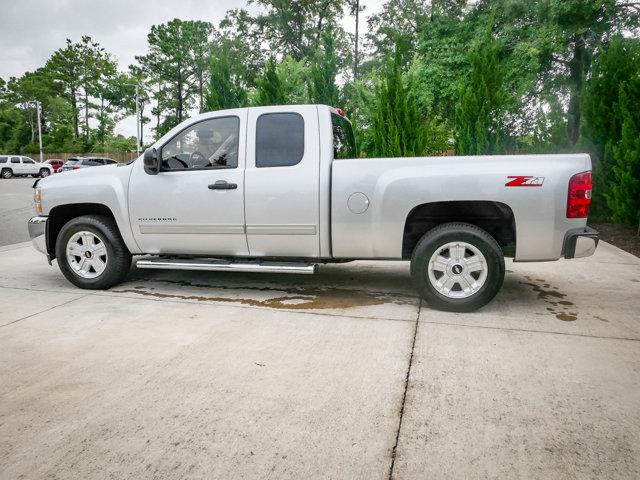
(39, 164, 141, 254)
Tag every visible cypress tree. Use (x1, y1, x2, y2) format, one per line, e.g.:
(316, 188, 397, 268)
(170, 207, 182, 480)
(205, 42, 247, 111)
(454, 27, 506, 155)
(370, 39, 426, 157)
(583, 36, 640, 221)
(309, 29, 339, 106)
(607, 79, 640, 226)
(255, 57, 286, 106)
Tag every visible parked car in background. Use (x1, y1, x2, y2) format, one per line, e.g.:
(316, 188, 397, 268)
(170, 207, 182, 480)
(44, 159, 65, 172)
(0, 155, 53, 178)
(59, 157, 117, 173)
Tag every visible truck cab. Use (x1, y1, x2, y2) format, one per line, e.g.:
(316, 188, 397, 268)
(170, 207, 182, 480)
(129, 105, 347, 259)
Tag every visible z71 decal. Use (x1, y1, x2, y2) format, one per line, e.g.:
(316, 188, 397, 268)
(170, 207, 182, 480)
(505, 176, 545, 187)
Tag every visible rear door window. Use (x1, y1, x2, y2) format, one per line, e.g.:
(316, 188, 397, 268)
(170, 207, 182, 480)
(0, 157, 7, 163)
(11, 157, 20, 164)
(255, 113, 304, 167)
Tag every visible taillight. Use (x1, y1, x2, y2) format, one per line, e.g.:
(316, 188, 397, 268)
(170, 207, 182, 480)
(567, 171, 592, 218)
(72, 166, 80, 170)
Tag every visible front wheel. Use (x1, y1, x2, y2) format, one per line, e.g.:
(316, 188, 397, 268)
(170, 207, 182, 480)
(39, 168, 50, 177)
(55, 215, 131, 289)
(410, 223, 505, 312)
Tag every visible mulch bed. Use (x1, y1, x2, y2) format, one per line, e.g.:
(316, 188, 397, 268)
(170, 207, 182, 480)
(589, 223, 640, 258)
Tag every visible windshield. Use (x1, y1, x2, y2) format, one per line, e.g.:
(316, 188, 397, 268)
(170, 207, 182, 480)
(331, 113, 357, 159)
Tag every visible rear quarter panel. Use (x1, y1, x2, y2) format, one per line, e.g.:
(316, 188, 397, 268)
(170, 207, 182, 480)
(331, 154, 592, 261)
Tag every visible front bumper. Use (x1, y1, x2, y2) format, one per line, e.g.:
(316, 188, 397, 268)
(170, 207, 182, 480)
(28, 216, 49, 258)
(563, 226, 599, 259)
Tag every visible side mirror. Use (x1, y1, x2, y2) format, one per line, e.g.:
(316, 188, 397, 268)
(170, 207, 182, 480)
(143, 148, 159, 175)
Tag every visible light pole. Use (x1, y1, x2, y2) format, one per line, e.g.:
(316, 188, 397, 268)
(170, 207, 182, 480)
(34, 101, 43, 162)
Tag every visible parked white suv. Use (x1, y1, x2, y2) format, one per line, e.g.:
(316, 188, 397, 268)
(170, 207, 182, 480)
(0, 155, 53, 179)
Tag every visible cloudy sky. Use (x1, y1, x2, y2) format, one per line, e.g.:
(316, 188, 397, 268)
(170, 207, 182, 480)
(0, 0, 383, 139)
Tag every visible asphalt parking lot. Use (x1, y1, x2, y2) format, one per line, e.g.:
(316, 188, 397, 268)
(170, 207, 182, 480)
(1, 179, 640, 479)
(0, 178, 36, 247)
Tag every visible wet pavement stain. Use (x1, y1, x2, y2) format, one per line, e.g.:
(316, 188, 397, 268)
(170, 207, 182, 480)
(519, 281, 567, 300)
(141, 278, 416, 304)
(556, 312, 578, 322)
(594, 315, 609, 323)
(112, 282, 415, 310)
(520, 275, 577, 322)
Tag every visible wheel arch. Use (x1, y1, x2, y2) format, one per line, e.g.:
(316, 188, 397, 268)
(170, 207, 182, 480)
(402, 201, 516, 260)
(46, 203, 130, 260)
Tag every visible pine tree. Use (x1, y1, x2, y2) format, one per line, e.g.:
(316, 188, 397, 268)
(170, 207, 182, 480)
(454, 27, 506, 155)
(255, 57, 286, 106)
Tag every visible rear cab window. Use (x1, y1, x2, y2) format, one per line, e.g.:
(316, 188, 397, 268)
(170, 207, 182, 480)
(331, 112, 357, 159)
(256, 113, 304, 167)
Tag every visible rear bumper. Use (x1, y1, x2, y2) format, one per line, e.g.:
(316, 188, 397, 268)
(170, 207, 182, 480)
(563, 226, 599, 259)
(28, 216, 49, 260)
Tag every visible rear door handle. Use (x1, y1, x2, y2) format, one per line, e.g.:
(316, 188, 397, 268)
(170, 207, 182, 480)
(208, 180, 237, 190)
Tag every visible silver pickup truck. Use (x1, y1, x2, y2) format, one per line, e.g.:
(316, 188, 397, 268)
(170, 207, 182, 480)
(28, 104, 598, 312)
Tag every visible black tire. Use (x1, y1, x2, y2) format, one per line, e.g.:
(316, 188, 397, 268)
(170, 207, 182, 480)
(410, 222, 505, 312)
(1, 168, 13, 179)
(39, 168, 50, 177)
(55, 215, 131, 289)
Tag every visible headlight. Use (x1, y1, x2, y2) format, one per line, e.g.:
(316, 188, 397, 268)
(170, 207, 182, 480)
(34, 187, 42, 214)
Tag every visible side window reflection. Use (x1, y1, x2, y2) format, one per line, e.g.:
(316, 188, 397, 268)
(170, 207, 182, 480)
(161, 117, 240, 171)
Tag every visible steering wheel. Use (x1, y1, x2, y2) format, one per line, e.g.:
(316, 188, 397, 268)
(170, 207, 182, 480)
(165, 155, 189, 169)
(189, 151, 209, 168)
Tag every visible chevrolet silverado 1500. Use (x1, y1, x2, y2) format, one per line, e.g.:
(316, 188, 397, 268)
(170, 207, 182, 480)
(28, 105, 598, 311)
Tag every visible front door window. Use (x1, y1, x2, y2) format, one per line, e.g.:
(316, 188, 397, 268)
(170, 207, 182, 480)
(161, 117, 240, 171)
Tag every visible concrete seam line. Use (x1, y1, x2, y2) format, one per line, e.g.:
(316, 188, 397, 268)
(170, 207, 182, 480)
(419, 319, 640, 343)
(0, 294, 91, 328)
(388, 299, 421, 480)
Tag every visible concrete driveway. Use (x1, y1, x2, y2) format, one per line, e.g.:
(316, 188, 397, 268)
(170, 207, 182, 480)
(0, 240, 639, 479)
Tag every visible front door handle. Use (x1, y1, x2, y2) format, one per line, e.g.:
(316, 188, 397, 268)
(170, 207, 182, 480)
(208, 180, 237, 190)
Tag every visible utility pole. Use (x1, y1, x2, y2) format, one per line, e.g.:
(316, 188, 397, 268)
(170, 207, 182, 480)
(135, 84, 141, 155)
(35, 101, 43, 162)
(354, 0, 360, 79)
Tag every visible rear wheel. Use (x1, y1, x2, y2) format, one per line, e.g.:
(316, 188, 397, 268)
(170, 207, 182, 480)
(39, 168, 50, 178)
(55, 215, 131, 289)
(1, 168, 13, 179)
(410, 223, 505, 312)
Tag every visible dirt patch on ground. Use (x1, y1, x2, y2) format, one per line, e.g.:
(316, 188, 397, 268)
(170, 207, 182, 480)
(590, 223, 640, 258)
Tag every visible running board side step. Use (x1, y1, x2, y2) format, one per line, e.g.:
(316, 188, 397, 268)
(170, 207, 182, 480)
(135, 257, 317, 275)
